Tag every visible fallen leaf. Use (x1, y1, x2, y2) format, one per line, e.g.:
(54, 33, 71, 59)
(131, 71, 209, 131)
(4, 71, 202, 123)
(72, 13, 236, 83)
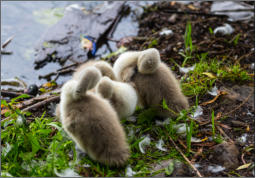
(236, 163, 251, 170)
(42, 82, 55, 88)
(202, 72, 216, 79)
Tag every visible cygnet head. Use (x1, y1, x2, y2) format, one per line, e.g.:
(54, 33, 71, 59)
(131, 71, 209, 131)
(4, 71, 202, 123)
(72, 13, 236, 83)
(94, 61, 117, 80)
(137, 48, 161, 74)
(96, 76, 114, 99)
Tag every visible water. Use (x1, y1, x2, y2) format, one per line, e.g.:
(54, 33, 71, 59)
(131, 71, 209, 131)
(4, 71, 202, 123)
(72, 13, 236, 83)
(1, 1, 154, 87)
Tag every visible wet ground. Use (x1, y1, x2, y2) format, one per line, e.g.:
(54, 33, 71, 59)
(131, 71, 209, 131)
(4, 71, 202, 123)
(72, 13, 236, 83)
(1, 1, 154, 86)
(119, 1, 255, 177)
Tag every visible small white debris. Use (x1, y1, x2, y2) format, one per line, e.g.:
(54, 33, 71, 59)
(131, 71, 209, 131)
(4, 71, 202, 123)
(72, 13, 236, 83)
(127, 127, 135, 137)
(247, 110, 254, 116)
(214, 24, 234, 35)
(16, 116, 24, 126)
(208, 165, 225, 173)
(1, 171, 13, 177)
(194, 163, 201, 168)
(173, 123, 190, 137)
(2, 143, 12, 157)
(139, 136, 151, 154)
(126, 165, 136, 177)
(236, 133, 248, 144)
(155, 118, 170, 126)
(250, 63, 254, 70)
(156, 139, 167, 152)
(191, 106, 203, 119)
(54, 168, 80, 177)
(159, 28, 173, 36)
(82, 163, 91, 168)
(65, 4, 83, 11)
(127, 116, 137, 122)
(179, 65, 195, 74)
(191, 137, 202, 143)
(208, 86, 218, 96)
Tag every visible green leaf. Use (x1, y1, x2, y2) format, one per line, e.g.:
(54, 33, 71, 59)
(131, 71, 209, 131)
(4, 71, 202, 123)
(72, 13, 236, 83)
(162, 99, 168, 110)
(165, 161, 174, 175)
(27, 133, 40, 154)
(47, 122, 62, 131)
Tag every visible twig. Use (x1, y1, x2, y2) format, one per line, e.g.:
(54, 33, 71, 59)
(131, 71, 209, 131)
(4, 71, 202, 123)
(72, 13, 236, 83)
(161, 10, 228, 18)
(1, 95, 60, 123)
(1, 50, 13, 55)
(216, 125, 233, 143)
(168, 136, 203, 177)
(212, 9, 254, 13)
(222, 89, 253, 117)
(1, 35, 14, 49)
(39, 68, 74, 81)
(1, 90, 33, 98)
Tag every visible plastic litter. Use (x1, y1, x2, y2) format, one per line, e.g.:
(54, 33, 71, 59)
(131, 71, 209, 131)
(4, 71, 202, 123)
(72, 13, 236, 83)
(81, 35, 97, 56)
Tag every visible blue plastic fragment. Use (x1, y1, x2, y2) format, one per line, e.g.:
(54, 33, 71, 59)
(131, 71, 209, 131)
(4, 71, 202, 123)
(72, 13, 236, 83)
(83, 35, 97, 56)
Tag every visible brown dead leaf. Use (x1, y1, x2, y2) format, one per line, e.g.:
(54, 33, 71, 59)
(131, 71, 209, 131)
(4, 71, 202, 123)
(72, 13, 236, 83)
(201, 91, 227, 106)
(187, 4, 198, 10)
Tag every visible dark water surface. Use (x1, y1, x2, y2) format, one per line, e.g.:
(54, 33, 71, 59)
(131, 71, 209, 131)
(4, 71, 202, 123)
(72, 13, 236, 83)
(1, 1, 154, 86)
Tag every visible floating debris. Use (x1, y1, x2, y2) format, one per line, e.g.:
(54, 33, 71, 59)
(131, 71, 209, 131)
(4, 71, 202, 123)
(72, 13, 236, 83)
(208, 86, 218, 96)
(127, 116, 137, 122)
(54, 168, 80, 177)
(208, 165, 225, 173)
(65, 4, 84, 12)
(156, 139, 167, 152)
(214, 24, 234, 35)
(139, 136, 151, 154)
(159, 28, 173, 36)
(191, 106, 203, 119)
(126, 165, 136, 177)
(155, 118, 170, 126)
(179, 65, 195, 74)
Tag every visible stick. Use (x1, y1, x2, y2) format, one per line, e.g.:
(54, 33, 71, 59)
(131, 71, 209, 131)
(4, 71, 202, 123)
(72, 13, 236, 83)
(168, 136, 203, 177)
(1, 90, 32, 98)
(2, 35, 14, 49)
(1, 95, 60, 123)
(161, 10, 228, 18)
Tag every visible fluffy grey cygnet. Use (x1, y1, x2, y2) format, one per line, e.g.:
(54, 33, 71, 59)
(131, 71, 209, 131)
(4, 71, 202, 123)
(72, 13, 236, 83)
(59, 66, 130, 166)
(113, 48, 189, 118)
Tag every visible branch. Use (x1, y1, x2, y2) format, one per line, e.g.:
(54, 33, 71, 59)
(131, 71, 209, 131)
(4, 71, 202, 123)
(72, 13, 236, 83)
(168, 136, 203, 177)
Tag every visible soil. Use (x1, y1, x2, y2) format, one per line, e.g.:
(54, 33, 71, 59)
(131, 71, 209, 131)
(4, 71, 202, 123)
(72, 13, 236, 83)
(115, 1, 255, 177)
